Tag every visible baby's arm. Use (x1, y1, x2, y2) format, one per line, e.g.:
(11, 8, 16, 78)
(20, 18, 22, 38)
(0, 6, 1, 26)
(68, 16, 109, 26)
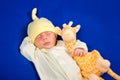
(73, 40, 88, 56)
(20, 37, 36, 61)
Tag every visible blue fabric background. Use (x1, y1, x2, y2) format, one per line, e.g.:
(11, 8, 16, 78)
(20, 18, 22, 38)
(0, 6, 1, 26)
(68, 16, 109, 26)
(0, 0, 120, 80)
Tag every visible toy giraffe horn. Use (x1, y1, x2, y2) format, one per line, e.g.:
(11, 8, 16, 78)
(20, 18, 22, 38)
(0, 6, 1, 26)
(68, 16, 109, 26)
(63, 21, 73, 27)
(68, 21, 73, 26)
(63, 23, 67, 27)
(32, 8, 39, 20)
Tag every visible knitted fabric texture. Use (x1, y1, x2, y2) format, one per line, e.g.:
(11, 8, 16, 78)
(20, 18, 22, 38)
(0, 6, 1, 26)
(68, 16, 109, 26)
(27, 8, 56, 43)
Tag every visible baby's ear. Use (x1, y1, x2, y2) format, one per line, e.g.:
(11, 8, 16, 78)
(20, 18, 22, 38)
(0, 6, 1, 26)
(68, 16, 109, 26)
(55, 26, 62, 36)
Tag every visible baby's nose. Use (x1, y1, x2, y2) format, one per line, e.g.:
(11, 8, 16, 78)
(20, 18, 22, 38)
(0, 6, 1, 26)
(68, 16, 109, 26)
(42, 36, 47, 40)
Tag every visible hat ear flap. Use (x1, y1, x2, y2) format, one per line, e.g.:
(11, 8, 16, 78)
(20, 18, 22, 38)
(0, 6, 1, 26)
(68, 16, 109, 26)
(55, 26, 62, 36)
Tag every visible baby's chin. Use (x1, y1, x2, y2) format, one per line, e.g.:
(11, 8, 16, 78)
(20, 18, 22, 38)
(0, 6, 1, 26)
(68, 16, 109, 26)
(43, 45, 55, 49)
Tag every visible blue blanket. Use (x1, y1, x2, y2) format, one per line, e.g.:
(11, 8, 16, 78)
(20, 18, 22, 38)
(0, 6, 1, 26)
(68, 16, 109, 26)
(0, 0, 120, 80)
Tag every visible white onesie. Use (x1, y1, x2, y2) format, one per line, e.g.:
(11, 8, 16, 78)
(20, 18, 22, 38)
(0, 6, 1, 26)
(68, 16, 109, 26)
(20, 37, 87, 80)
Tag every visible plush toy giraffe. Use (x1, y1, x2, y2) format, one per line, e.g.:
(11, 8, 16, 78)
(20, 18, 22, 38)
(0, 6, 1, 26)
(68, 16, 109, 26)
(56, 21, 120, 80)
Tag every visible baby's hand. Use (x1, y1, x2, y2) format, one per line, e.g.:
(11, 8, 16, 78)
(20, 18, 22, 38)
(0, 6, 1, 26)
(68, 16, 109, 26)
(74, 48, 86, 56)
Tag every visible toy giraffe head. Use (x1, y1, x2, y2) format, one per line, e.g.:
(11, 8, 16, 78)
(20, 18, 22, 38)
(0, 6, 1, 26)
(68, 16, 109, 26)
(55, 21, 80, 55)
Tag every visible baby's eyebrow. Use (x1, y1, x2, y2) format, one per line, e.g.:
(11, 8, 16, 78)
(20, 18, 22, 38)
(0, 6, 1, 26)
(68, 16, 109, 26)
(46, 32, 51, 34)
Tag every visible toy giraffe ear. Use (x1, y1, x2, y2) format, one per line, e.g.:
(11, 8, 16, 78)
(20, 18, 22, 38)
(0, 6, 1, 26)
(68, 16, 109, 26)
(55, 26, 62, 35)
(73, 25, 81, 33)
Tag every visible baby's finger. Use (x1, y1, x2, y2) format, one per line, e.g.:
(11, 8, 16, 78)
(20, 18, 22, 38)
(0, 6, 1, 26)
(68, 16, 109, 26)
(74, 50, 80, 56)
(81, 52, 85, 56)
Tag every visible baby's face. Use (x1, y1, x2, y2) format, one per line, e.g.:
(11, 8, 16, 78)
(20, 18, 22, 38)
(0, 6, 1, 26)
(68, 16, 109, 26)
(34, 31, 57, 49)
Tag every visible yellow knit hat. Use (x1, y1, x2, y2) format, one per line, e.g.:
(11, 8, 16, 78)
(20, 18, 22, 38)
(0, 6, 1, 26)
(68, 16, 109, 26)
(27, 8, 56, 43)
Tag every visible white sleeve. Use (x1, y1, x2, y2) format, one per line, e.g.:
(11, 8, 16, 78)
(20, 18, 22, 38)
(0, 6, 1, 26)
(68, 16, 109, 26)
(57, 40, 65, 46)
(74, 40, 88, 52)
(20, 37, 36, 61)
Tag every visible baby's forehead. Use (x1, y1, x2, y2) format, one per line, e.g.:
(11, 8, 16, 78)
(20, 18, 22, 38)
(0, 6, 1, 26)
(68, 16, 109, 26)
(38, 31, 54, 36)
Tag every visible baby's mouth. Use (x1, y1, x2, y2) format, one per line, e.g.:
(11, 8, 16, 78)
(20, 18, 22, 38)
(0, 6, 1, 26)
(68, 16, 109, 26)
(44, 42, 50, 46)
